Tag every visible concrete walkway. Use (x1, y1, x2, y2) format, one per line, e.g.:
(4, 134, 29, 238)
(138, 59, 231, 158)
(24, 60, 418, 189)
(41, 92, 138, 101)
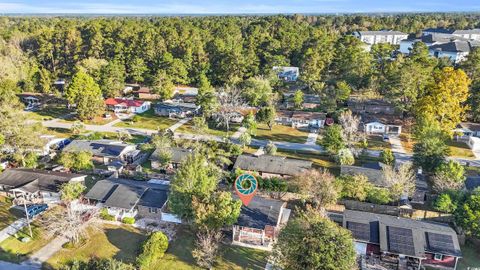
(305, 132, 318, 146)
(389, 135, 407, 154)
(168, 118, 191, 132)
(0, 218, 27, 243)
(23, 236, 68, 268)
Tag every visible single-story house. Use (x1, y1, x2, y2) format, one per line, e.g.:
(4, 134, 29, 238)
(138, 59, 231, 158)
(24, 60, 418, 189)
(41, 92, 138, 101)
(453, 122, 480, 139)
(150, 147, 193, 172)
(353, 30, 408, 45)
(282, 93, 321, 109)
(153, 102, 200, 118)
(232, 196, 290, 251)
(343, 210, 462, 270)
(364, 121, 402, 135)
(347, 97, 397, 115)
(341, 163, 427, 204)
(233, 154, 312, 178)
(0, 168, 86, 205)
(105, 98, 151, 114)
(172, 86, 198, 103)
(63, 140, 141, 165)
(85, 178, 172, 221)
(273, 66, 299, 82)
(133, 87, 160, 100)
(275, 110, 326, 131)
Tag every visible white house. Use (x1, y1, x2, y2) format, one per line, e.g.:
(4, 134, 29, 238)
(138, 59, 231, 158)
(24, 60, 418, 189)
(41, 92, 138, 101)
(364, 121, 401, 135)
(105, 98, 151, 114)
(353, 30, 408, 45)
(272, 66, 299, 82)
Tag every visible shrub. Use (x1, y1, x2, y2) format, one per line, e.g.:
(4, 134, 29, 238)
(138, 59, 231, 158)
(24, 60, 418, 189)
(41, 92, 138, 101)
(122, 217, 135, 224)
(366, 187, 391, 205)
(338, 175, 373, 201)
(335, 148, 354, 165)
(137, 231, 169, 268)
(380, 149, 395, 166)
(100, 208, 115, 221)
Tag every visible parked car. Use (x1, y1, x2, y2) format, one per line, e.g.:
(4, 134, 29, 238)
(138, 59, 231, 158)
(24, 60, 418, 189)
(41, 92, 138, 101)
(25, 204, 48, 218)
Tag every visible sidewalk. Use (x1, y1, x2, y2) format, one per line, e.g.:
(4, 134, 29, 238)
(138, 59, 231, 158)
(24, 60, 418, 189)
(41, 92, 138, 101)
(305, 132, 318, 146)
(23, 236, 68, 268)
(168, 118, 191, 132)
(0, 218, 27, 243)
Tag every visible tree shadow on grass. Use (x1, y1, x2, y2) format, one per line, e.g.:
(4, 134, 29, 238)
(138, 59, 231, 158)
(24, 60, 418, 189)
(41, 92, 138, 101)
(104, 227, 148, 264)
(220, 244, 268, 270)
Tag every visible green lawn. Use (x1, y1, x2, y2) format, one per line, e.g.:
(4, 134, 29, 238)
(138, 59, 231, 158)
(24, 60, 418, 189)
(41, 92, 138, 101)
(447, 140, 475, 158)
(364, 135, 391, 151)
(44, 127, 74, 138)
(176, 121, 239, 138)
(45, 224, 147, 269)
(458, 242, 480, 270)
(114, 109, 177, 130)
(24, 103, 71, 121)
(0, 197, 22, 231)
(254, 124, 309, 144)
(0, 221, 52, 263)
(148, 227, 268, 270)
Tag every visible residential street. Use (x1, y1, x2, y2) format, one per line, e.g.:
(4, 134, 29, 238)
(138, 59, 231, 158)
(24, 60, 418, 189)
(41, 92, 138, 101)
(40, 118, 480, 167)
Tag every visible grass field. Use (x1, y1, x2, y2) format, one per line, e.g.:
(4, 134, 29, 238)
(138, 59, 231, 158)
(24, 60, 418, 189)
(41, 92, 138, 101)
(45, 224, 147, 269)
(254, 124, 309, 143)
(25, 104, 71, 121)
(176, 121, 239, 138)
(0, 221, 52, 263)
(447, 140, 475, 158)
(148, 227, 268, 270)
(0, 197, 22, 231)
(364, 135, 391, 151)
(114, 109, 177, 130)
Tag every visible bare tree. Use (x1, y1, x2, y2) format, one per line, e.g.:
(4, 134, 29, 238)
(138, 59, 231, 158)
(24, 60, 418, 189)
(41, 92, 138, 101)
(432, 174, 465, 192)
(213, 86, 247, 132)
(292, 169, 339, 209)
(338, 110, 363, 154)
(192, 229, 223, 269)
(41, 204, 99, 245)
(382, 162, 416, 201)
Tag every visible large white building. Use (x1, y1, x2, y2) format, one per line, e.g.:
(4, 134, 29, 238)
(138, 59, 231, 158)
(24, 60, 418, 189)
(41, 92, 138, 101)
(353, 30, 408, 45)
(422, 28, 480, 41)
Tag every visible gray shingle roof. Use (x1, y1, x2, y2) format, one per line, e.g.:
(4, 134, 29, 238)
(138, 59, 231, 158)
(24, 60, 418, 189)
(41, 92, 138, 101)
(429, 40, 473, 53)
(85, 178, 169, 210)
(343, 210, 462, 258)
(233, 154, 312, 176)
(0, 168, 85, 193)
(235, 195, 286, 229)
(465, 176, 480, 191)
(63, 140, 133, 158)
(150, 147, 192, 164)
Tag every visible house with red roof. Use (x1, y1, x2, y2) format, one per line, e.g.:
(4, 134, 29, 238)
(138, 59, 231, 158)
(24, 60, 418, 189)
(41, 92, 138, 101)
(105, 98, 151, 114)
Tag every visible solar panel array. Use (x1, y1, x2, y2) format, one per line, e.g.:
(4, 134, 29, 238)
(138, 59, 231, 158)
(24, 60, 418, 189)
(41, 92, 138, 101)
(426, 232, 456, 255)
(347, 221, 370, 241)
(387, 226, 416, 256)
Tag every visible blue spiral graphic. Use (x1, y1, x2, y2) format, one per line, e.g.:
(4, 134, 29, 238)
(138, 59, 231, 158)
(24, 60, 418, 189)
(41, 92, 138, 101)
(235, 173, 257, 195)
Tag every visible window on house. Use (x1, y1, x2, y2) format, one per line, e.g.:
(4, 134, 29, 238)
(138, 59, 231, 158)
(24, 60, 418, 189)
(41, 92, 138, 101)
(434, 254, 443, 261)
(148, 208, 158, 213)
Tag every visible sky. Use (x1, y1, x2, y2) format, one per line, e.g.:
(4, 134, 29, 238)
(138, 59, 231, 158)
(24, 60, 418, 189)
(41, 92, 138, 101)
(0, 0, 479, 14)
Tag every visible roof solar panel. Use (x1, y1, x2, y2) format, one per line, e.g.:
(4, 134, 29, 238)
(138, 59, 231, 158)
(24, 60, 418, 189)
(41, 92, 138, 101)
(347, 221, 370, 241)
(387, 226, 416, 256)
(426, 232, 457, 255)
